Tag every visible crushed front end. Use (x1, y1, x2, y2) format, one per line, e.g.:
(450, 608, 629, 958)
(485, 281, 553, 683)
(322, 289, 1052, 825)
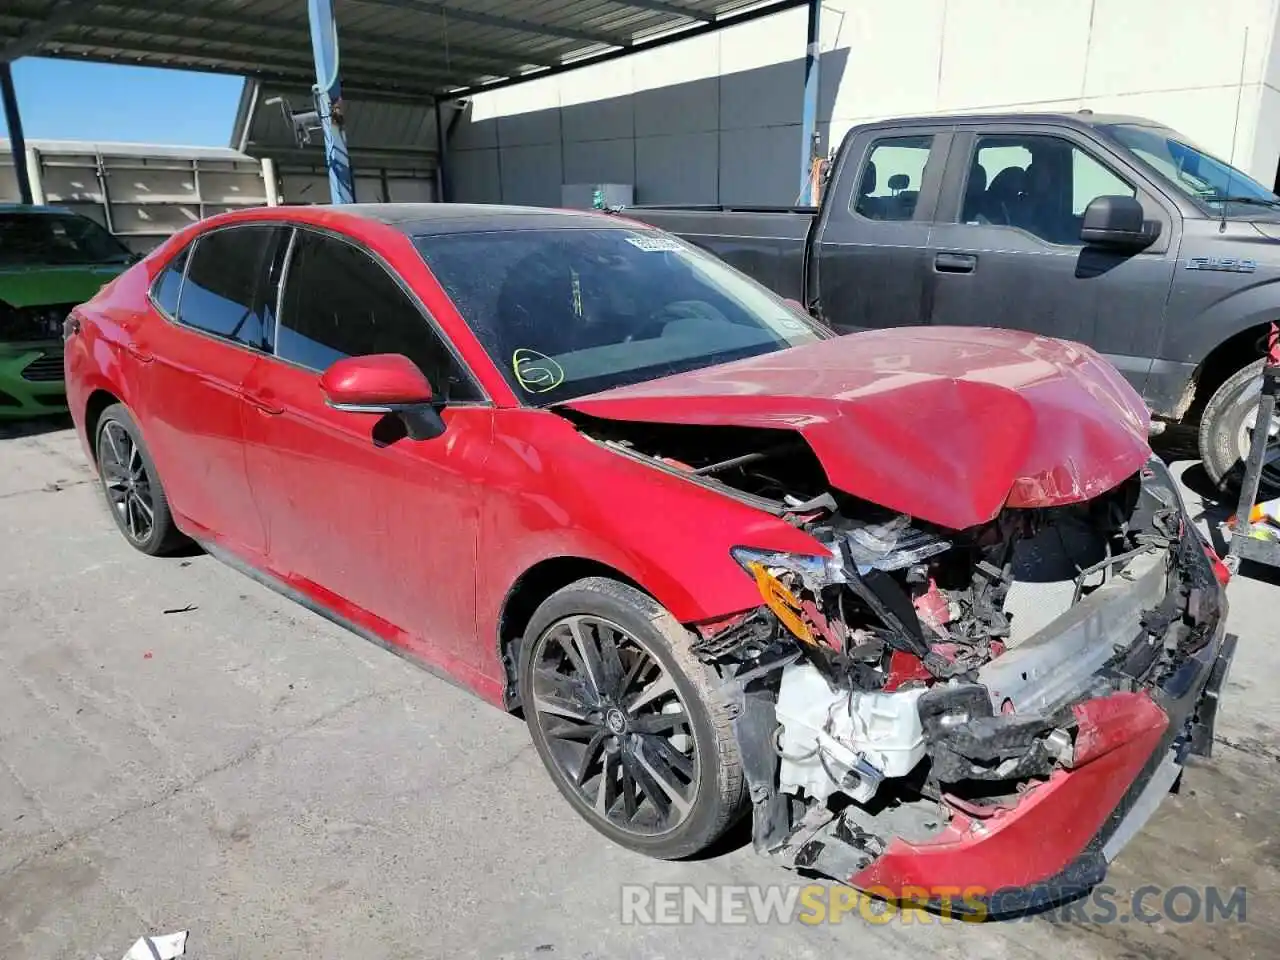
(692, 457, 1233, 910)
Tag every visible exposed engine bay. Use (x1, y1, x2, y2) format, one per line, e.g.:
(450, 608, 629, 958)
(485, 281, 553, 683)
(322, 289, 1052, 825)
(570, 413, 1230, 892)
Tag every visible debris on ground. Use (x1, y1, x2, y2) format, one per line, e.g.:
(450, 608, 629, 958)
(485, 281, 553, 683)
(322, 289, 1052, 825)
(111, 930, 188, 960)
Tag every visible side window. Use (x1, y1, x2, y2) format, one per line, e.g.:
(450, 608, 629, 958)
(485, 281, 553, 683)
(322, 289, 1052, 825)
(1073, 149, 1135, 215)
(961, 135, 1136, 245)
(277, 230, 479, 401)
(178, 225, 287, 350)
(150, 246, 189, 317)
(853, 135, 935, 221)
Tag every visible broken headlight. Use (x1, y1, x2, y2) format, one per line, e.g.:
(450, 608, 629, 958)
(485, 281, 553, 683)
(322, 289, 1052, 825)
(828, 516, 951, 573)
(730, 546, 836, 647)
(731, 515, 952, 589)
(730, 546, 841, 590)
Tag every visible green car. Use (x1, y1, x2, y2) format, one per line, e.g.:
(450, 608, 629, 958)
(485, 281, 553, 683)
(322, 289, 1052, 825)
(0, 205, 135, 419)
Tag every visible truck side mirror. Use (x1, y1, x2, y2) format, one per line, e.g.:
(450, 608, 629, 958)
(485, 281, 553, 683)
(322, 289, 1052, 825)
(1080, 195, 1158, 250)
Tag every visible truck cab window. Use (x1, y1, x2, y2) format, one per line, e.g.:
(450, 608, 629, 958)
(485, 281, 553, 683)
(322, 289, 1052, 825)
(853, 136, 935, 221)
(962, 135, 1135, 245)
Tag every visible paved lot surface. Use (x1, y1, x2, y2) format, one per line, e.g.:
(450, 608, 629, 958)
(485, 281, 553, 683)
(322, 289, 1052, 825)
(0, 419, 1277, 960)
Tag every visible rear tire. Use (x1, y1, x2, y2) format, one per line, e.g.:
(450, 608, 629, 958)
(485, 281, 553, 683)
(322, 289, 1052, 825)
(95, 403, 186, 556)
(518, 577, 747, 859)
(1199, 359, 1280, 498)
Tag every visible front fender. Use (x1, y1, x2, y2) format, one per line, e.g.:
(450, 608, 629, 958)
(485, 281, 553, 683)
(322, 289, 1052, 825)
(475, 410, 823, 650)
(1166, 277, 1280, 365)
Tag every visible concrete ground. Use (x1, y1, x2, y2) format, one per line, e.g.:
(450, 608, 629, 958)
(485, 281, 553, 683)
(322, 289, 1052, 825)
(0, 418, 1276, 960)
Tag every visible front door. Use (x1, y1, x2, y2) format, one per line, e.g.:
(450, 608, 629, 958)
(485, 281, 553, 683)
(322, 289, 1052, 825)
(134, 224, 289, 555)
(811, 127, 951, 333)
(240, 227, 492, 670)
(926, 129, 1179, 394)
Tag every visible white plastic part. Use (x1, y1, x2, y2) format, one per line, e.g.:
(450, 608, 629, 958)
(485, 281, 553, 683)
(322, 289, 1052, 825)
(774, 662, 928, 804)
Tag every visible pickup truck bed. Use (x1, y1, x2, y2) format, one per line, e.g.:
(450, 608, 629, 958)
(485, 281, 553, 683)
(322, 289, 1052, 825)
(626, 205, 815, 304)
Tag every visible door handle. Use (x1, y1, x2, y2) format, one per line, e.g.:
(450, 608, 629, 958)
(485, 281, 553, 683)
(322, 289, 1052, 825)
(124, 341, 154, 363)
(934, 252, 977, 274)
(240, 390, 283, 416)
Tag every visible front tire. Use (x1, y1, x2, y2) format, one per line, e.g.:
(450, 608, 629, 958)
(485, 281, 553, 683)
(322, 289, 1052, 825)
(95, 403, 186, 556)
(1199, 359, 1280, 497)
(519, 577, 747, 859)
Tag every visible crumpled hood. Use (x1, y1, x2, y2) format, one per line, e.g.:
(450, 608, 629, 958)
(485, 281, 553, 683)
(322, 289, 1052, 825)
(560, 326, 1151, 531)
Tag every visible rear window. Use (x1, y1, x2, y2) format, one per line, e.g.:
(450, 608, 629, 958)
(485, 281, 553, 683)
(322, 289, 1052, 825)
(0, 212, 133, 267)
(177, 226, 287, 351)
(414, 227, 824, 404)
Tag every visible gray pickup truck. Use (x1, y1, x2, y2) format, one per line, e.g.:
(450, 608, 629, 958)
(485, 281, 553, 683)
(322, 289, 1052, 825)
(627, 111, 1280, 491)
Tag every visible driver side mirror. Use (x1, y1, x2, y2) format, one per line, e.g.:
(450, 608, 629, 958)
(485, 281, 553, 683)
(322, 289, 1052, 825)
(1080, 195, 1160, 250)
(320, 354, 446, 441)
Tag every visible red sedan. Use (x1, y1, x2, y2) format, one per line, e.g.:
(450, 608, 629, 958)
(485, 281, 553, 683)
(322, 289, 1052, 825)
(65, 204, 1233, 911)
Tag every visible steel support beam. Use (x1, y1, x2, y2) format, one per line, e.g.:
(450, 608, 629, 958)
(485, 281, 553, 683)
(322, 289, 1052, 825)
(0, 0, 103, 62)
(434, 99, 450, 202)
(0, 62, 32, 205)
(796, 0, 822, 204)
(308, 0, 356, 203)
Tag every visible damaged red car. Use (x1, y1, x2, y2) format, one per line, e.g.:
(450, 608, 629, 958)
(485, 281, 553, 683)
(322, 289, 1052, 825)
(65, 204, 1234, 912)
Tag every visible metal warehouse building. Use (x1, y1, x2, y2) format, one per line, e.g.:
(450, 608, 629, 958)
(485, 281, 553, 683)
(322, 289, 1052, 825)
(440, 0, 1280, 207)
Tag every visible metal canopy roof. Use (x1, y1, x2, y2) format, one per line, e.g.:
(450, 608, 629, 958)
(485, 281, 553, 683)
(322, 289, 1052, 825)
(1, 0, 808, 101)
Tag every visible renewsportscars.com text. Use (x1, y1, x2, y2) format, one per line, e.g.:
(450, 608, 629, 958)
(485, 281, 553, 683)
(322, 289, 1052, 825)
(620, 883, 1247, 925)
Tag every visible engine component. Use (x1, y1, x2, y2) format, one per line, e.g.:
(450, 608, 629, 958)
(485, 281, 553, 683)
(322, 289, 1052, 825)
(774, 661, 928, 803)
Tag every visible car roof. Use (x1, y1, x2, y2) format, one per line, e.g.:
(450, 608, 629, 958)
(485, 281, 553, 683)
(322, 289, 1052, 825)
(863, 111, 1159, 132)
(283, 202, 647, 237)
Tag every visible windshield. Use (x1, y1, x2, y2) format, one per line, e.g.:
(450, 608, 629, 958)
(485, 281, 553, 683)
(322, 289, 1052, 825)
(0, 212, 134, 267)
(1104, 122, 1279, 211)
(414, 227, 826, 404)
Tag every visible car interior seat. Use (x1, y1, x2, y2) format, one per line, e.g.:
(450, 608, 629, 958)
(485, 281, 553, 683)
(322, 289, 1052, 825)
(984, 166, 1028, 226)
(961, 160, 989, 223)
(855, 160, 880, 218)
(885, 173, 919, 219)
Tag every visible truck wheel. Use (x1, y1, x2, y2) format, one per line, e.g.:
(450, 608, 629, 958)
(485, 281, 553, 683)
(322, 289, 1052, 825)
(518, 577, 748, 859)
(1198, 358, 1280, 497)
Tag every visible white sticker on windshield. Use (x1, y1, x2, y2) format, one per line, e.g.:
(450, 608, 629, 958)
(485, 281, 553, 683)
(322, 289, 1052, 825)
(774, 317, 809, 335)
(626, 235, 684, 252)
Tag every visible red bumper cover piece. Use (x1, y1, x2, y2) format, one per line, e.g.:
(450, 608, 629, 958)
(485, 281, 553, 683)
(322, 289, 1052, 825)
(850, 692, 1169, 895)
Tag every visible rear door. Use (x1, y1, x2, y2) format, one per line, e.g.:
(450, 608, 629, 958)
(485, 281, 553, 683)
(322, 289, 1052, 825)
(240, 226, 492, 665)
(810, 125, 952, 332)
(925, 125, 1179, 392)
(137, 223, 289, 555)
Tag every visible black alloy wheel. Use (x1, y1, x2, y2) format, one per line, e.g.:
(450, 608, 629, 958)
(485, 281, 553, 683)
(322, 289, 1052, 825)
(530, 612, 699, 836)
(519, 577, 746, 859)
(95, 404, 184, 556)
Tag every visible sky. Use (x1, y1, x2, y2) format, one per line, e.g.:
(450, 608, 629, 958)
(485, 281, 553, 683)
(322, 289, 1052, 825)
(0, 58, 244, 147)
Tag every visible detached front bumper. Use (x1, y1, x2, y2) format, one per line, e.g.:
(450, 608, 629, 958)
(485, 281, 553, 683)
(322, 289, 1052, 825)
(848, 623, 1236, 915)
(0, 340, 67, 418)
